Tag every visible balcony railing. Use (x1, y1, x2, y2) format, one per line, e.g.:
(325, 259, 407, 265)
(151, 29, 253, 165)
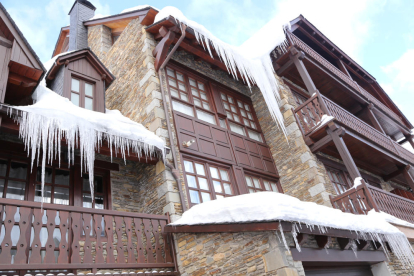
(0, 198, 177, 273)
(288, 33, 407, 127)
(331, 181, 414, 224)
(294, 94, 414, 165)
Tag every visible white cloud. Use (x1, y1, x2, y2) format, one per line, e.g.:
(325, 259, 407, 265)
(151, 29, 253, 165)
(7, 0, 110, 63)
(381, 49, 414, 91)
(379, 82, 395, 95)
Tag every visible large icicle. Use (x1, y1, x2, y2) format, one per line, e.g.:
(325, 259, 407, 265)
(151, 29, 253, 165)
(172, 192, 414, 270)
(6, 84, 165, 205)
(154, 7, 290, 136)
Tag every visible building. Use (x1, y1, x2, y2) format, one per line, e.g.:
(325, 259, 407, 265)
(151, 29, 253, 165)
(0, 0, 413, 275)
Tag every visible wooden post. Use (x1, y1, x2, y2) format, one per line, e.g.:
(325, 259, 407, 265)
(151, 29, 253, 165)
(402, 165, 414, 191)
(327, 127, 362, 180)
(289, 48, 318, 94)
(366, 103, 385, 134)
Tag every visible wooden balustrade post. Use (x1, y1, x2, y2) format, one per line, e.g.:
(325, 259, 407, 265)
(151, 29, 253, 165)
(327, 127, 362, 181)
(360, 180, 380, 212)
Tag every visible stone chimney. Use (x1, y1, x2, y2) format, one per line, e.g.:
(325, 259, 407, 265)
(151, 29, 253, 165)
(68, 0, 96, 51)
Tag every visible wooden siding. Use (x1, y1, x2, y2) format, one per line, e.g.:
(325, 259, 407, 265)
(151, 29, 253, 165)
(10, 39, 35, 69)
(0, 43, 11, 103)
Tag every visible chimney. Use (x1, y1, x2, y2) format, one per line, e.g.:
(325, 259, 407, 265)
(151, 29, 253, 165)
(68, 0, 96, 51)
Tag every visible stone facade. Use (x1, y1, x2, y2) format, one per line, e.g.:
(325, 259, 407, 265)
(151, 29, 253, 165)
(87, 24, 112, 61)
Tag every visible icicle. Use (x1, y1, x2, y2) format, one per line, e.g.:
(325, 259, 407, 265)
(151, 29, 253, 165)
(278, 220, 289, 251)
(291, 222, 301, 252)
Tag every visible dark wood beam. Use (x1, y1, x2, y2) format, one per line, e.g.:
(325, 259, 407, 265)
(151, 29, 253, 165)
(337, 237, 351, 250)
(371, 241, 382, 251)
(357, 240, 369, 251)
(153, 26, 176, 71)
(327, 127, 362, 180)
(337, 59, 352, 79)
(276, 60, 294, 76)
(289, 48, 318, 94)
(383, 166, 406, 182)
(406, 135, 414, 149)
(315, 235, 331, 249)
(310, 134, 333, 153)
(291, 248, 387, 263)
(402, 165, 414, 191)
(366, 103, 386, 134)
(297, 233, 309, 246)
(8, 72, 37, 87)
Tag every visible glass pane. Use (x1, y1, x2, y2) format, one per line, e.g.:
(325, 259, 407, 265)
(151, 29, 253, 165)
(195, 164, 205, 175)
(240, 110, 246, 117)
(243, 119, 250, 126)
(189, 190, 200, 204)
(184, 161, 194, 173)
(219, 119, 227, 129)
(55, 170, 69, 186)
(0, 159, 7, 177)
(0, 179, 4, 197)
(245, 104, 250, 111)
(253, 178, 261, 188)
(271, 183, 278, 192)
(170, 88, 179, 98)
(168, 78, 177, 87)
(82, 175, 91, 191)
(85, 97, 93, 110)
(172, 101, 194, 117)
(251, 122, 256, 129)
(230, 105, 237, 112)
(223, 102, 230, 110)
(189, 79, 196, 87)
(83, 193, 92, 208)
(178, 82, 186, 91)
(176, 73, 184, 81)
(228, 97, 234, 103)
(36, 167, 52, 183)
(95, 176, 104, 193)
(220, 93, 226, 100)
(95, 195, 104, 209)
(247, 113, 253, 120)
(226, 111, 233, 119)
(229, 123, 246, 136)
(245, 177, 253, 187)
(200, 92, 207, 100)
(198, 82, 205, 90)
(191, 88, 199, 97)
(220, 170, 229, 181)
(54, 187, 69, 205)
(249, 188, 255, 193)
(186, 175, 197, 188)
(201, 192, 211, 202)
(210, 167, 219, 179)
(263, 181, 271, 191)
(196, 110, 216, 125)
(223, 183, 232, 195)
(167, 68, 175, 77)
(180, 92, 188, 102)
(233, 115, 240, 122)
(85, 83, 93, 97)
(213, 181, 222, 193)
(71, 93, 79, 106)
(6, 181, 26, 200)
(71, 79, 79, 92)
(238, 101, 243, 108)
(9, 163, 27, 180)
(248, 130, 263, 142)
(202, 102, 210, 110)
(198, 177, 209, 190)
(34, 185, 51, 203)
(194, 99, 201, 107)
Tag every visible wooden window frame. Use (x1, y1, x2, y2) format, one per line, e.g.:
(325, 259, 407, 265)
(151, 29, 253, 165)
(69, 74, 96, 111)
(0, 156, 30, 201)
(244, 173, 282, 193)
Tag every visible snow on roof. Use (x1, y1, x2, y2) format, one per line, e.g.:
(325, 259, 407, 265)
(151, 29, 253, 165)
(120, 5, 157, 14)
(90, 14, 109, 20)
(5, 54, 165, 203)
(154, 6, 289, 136)
(171, 192, 414, 269)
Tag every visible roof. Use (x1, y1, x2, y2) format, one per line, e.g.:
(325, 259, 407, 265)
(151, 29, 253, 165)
(68, 0, 96, 15)
(46, 48, 115, 84)
(0, 3, 45, 73)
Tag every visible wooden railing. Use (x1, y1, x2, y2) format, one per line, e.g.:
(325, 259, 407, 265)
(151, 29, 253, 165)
(331, 181, 414, 224)
(289, 33, 407, 127)
(0, 198, 177, 273)
(294, 94, 414, 165)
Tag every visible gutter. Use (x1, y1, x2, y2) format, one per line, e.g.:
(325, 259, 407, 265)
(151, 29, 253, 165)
(158, 23, 188, 212)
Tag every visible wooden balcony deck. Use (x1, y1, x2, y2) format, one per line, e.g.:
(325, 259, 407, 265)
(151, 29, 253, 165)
(294, 94, 414, 166)
(288, 33, 408, 129)
(330, 180, 414, 224)
(0, 199, 177, 273)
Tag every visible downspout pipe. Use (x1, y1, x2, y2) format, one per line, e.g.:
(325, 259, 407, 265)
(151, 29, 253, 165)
(158, 23, 188, 212)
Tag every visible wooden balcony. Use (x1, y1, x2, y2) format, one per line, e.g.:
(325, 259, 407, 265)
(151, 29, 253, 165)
(294, 94, 414, 170)
(0, 198, 177, 273)
(331, 180, 414, 224)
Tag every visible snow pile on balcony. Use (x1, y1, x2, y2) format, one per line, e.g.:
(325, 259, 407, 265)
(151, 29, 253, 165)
(172, 192, 414, 270)
(373, 210, 414, 228)
(154, 7, 289, 135)
(6, 58, 165, 202)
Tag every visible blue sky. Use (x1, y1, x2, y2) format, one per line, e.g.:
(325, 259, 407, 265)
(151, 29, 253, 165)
(3, 0, 414, 129)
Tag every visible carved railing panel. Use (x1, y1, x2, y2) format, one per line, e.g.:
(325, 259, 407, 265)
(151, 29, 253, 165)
(294, 94, 325, 135)
(330, 185, 374, 215)
(0, 199, 176, 271)
(289, 33, 406, 126)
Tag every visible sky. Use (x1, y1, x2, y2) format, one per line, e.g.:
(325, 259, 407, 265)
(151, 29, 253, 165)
(3, 0, 414, 133)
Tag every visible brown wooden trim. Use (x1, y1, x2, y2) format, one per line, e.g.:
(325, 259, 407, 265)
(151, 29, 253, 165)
(291, 247, 386, 263)
(165, 221, 281, 233)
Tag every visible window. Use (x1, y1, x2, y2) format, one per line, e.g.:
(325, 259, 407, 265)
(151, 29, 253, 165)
(82, 174, 106, 209)
(291, 90, 308, 106)
(0, 159, 28, 200)
(70, 78, 95, 111)
(34, 166, 70, 205)
(166, 67, 216, 125)
(326, 167, 351, 195)
(245, 175, 279, 193)
(183, 159, 234, 205)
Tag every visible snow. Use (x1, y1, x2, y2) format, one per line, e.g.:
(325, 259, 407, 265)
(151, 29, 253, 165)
(89, 14, 109, 20)
(5, 54, 165, 204)
(312, 114, 334, 132)
(171, 192, 414, 269)
(121, 5, 157, 14)
(154, 6, 289, 136)
(374, 210, 414, 228)
(353, 177, 364, 188)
